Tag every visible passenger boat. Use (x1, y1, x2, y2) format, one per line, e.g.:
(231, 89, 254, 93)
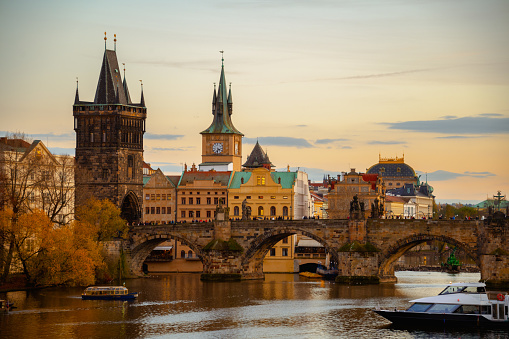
(81, 286, 138, 300)
(374, 282, 509, 327)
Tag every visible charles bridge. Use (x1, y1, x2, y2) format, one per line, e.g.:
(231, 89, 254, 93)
(104, 210, 509, 286)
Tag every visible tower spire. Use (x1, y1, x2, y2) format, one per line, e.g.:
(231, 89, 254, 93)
(104, 32, 107, 50)
(139, 80, 145, 107)
(74, 77, 80, 104)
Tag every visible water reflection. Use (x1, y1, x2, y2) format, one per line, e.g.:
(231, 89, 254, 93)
(1, 272, 508, 338)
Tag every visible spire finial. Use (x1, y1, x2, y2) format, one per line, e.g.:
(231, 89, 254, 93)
(123, 63, 126, 78)
(104, 32, 107, 50)
(214, 82, 216, 90)
(76, 77, 78, 89)
(219, 50, 224, 66)
(114, 34, 117, 51)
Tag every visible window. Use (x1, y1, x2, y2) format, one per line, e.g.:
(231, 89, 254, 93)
(241, 178, 244, 184)
(145, 194, 150, 200)
(246, 196, 251, 199)
(214, 197, 218, 205)
(283, 196, 288, 199)
(181, 250, 186, 258)
(181, 198, 186, 205)
(181, 211, 185, 218)
(102, 169, 108, 180)
(270, 206, 276, 216)
(127, 155, 134, 179)
(151, 207, 155, 214)
(189, 197, 193, 205)
(271, 196, 276, 199)
(156, 194, 160, 200)
(258, 206, 264, 216)
(283, 206, 288, 217)
(145, 207, 150, 214)
(161, 194, 166, 200)
(207, 197, 211, 204)
(167, 195, 172, 200)
(282, 248, 289, 257)
(206, 211, 211, 218)
(162, 207, 166, 214)
(196, 211, 200, 218)
(397, 167, 401, 173)
(188, 250, 193, 258)
(282, 237, 288, 244)
(156, 207, 160, 214)
(167, 207, 171, 214)
(380, 167, 385, 173)
(189, 211, 194, 218)
(234, 196, 239, 199)
(257, 176, 266, 185)
(234, 206, 239, 216)
(258, 196, 263, 199)
(151, 194, 155, 200)
(269, 248, 276, 256)
(196, 198, 201, 205)
(221, 198, 226, 204)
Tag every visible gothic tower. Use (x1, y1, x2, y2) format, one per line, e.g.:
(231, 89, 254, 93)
(200, 56, 243, 172)
(73, 36, 146, 223)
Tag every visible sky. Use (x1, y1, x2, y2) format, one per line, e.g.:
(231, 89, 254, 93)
(1, 0, 508, 204)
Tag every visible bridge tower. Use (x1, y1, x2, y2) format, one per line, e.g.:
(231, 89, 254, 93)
(73, 34, 146, 223)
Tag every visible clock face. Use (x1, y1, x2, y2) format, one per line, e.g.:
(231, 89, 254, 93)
(212, 142, 223, 154)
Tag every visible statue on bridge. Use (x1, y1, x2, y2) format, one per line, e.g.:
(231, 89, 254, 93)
(242, 199, 251, 220)
(371, 197, 384, 219)
(350, 195, 365, 220)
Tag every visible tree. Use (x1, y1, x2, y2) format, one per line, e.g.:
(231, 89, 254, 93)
(76, 198, 129, 241)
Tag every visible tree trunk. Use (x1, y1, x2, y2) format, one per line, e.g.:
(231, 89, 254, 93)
(0, 235, 15, 283)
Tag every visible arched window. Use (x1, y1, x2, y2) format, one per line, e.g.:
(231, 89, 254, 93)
(180, 250, 186, 258)
(234, 206, 239, 216)
(283, 206, 288, 217)
(258, 206, 264, 216)
(241, 178, 244, 184)
(270, 206, 276, 216)
(188, 250, 193, 258)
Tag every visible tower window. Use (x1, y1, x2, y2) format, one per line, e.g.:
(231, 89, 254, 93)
(127, 155, 134, 179)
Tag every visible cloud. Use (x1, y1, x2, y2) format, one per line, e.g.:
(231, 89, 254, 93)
(435, 136, 483, 139)
(296, 125, 308, 127)
(440, 115, 457, 120)
(244, 137, 313, 148)
(417, 170, 496, 182)
(478, 113, 503, 117)
(150, 147, 194, 152)
(367, 140, 406, 145)
(47, 147, 75, 156)
(145, 133, 184, 140)
(383, 115, 509, 134)
(315, 138, 350, 145)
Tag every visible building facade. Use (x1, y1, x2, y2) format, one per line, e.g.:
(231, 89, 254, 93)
(366, 154, 418, 189)
(73, 42, 146, 223)
(142, 169, 177, 224)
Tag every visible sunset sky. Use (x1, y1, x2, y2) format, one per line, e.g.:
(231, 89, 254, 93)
(1, 0, 508, 204)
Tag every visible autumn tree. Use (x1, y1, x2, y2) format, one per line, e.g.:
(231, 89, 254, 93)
(76, 198, 129, 241)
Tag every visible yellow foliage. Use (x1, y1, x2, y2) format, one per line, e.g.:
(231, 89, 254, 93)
(76, 198, 129, 241)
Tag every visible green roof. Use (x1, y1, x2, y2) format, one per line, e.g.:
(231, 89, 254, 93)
(271, 172, 297, 189)
(229, 172, 252, 189)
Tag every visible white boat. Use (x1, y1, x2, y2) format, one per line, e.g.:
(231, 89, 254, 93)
(374, 282, 509, 327)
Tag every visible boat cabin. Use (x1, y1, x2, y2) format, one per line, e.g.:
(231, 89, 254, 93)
(83, 286, 129, 296)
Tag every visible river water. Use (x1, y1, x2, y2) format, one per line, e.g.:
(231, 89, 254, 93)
(1, 271, 507, 338)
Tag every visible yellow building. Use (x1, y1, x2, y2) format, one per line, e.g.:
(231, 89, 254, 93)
(142, 168, 177, 224)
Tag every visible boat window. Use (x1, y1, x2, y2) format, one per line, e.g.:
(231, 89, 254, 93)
(427, 304, 460, 313)
(407, 303, 432, 312)
(439, 286, 466, 295)
(481, 305, 491, 314)
(454, 305, 480, 314)
(463, 286, 483, 293)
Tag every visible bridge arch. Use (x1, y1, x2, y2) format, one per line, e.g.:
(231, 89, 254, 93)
(240, 226, 339, 279)
(129, 233, 207, 275)
(378, 233, 480, 280)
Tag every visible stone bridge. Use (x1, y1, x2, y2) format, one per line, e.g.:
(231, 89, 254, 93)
(109, 214, 508, 286)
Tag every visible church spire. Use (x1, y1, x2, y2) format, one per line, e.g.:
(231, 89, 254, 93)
(200, 53, 242, 136)
(74, 78, 80, 104)
(122, 63, 132, 104)
(140, 80, 145, 107)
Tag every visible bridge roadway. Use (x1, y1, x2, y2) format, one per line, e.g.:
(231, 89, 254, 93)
(117, 217, 508, 286)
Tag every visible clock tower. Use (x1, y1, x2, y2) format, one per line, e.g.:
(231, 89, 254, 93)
(200, 56, 243, 172)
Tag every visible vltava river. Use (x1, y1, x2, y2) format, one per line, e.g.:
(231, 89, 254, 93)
(1, 272, 507, 338)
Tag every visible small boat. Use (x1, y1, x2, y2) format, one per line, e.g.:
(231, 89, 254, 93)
(316, 264, 338, 280)
(374, 282, 509, 327)
(0, 299, 14, 312)
(299, 271, 323, 279)
(81, 286, 138, 300)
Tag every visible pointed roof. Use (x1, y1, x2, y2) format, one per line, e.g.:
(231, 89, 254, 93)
(243, 141, 274, 168)
(94, 49, 128, 105)
(201, 59, 242, 135)
(74, 83, 80, 105)
(122, 74, 132, 104)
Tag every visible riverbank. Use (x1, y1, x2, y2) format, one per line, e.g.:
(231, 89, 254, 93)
(395, 265, 480, 273)
(0, 274, 29, 292)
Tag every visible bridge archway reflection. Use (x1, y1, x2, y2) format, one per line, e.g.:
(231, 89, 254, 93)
(378, 234, 480, 280)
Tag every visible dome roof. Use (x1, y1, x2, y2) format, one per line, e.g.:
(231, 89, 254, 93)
(366, 157, 416, 178)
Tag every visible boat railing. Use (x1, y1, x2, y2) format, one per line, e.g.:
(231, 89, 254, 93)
(486, 291, 508, 301)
